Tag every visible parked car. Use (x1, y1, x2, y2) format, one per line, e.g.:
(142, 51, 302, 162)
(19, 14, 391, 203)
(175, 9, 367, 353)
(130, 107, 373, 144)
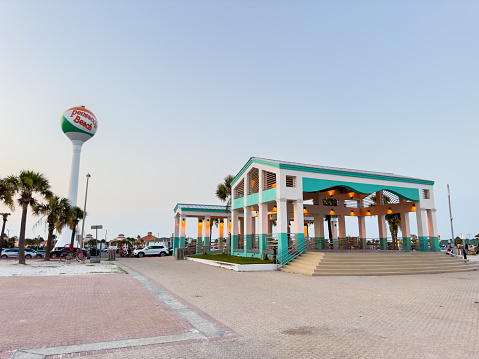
(1, 248, 37, 258)
(50, 247, 67, 258)
(133, 245, 168, 258)
(35, 250, 46, 258)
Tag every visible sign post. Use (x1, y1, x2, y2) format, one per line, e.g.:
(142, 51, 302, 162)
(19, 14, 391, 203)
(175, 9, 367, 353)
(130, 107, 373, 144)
(91, 225, 103, 263)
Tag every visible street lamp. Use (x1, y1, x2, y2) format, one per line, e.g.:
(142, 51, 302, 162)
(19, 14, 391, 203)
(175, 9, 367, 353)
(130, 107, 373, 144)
(80, 173, 91, 249)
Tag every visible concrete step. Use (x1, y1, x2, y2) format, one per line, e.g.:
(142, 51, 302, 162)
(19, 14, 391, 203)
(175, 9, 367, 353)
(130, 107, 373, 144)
(310, 267, 479, 276)
(281, 251, 479, 276)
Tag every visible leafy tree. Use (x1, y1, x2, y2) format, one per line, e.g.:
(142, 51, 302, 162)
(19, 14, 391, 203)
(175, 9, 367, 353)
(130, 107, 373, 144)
(6, 171, 52, 264)
(33, 196, 71, 260)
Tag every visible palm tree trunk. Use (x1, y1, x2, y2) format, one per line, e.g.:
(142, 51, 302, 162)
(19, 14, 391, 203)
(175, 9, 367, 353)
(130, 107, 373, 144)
(44, 222, 54, 261)
(18, 202, 29, 265)
(70, 224, 76, 247)
(0, 214, 7, 255)
(326, 215, 333, 246)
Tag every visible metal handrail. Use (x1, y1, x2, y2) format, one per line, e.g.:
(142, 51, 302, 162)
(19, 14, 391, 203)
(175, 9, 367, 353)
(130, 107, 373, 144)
(276, 237, 308, 267)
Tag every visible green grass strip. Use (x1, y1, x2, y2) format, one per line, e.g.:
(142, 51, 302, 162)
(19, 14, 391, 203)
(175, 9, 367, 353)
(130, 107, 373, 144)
(189, 253, 273, 264)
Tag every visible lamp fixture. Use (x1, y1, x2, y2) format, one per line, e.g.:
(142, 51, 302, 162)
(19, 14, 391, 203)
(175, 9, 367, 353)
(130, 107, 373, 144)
(367, 210, 371, 216)
(330, 209, 335, 215)
(350, 210, 355, 216)
(303, 207, 308, 214)
(387, 207, 392, 214)
(272, 206, 277, 212)
(411, 203, 416, 212)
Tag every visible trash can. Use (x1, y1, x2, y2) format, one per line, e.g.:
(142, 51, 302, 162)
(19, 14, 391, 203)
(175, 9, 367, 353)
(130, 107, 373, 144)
(108, 249, 116, 261)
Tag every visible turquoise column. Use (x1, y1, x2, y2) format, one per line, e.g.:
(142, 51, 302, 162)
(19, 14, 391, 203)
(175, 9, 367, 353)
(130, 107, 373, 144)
(315, 237, 325, 250)
(360, 238, 367, 250)
(259, 234, 267, 255)
(244, 235, 252, 257)
(230, 235, 238, 255)
(196, 237, 203, 254)
(179, 236, 185, 248)
(203, 236, 210, 254)
(296, 233, 305, 253)
(402, 237, 411, 250)
(380, 238, 388, 250)
(418, 237, 429, 251)
(277, 233, 288, 261)
(429, 236, 440, 252)
(173, 237, 179, 255)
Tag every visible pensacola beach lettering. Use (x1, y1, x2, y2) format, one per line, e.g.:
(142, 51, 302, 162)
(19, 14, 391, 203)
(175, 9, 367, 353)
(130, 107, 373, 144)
(69, 110, 97, 132)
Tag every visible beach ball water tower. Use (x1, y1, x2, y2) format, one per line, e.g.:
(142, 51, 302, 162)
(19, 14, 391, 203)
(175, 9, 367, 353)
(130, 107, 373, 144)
(57, 106, 98, 247)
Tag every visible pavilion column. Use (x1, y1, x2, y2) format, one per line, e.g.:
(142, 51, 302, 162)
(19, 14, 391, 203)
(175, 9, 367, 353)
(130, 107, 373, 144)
(337, 215, 346, 250)
(378, 214, 388, 250)
(314, 214, 325, 249)
(427, 209, 439, 252)
(293, 200, 305, 252)
(230, 209, 238, 255)
(358, 216, 366, 249)
(219, 218, 224, 238)
(173, 216, 180, 255)
(204, 216, 211, 253)
(400, 212, 411, 250)
(196, 218, 203, 254)
(416, 208, 429, 251)
(180, 217, 186, 248)
(276, 199, 288, 260)
(243, 206, 252, 256)
(258, 202, 268, 255)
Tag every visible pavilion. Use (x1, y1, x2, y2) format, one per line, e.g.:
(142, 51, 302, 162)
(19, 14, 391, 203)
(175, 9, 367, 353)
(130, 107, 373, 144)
(173, 157, 438, 261)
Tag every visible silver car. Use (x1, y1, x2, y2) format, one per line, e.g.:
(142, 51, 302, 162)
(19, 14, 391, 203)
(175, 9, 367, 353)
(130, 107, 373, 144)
(1, 248, 38, 258)
(133, 245, 168, 258)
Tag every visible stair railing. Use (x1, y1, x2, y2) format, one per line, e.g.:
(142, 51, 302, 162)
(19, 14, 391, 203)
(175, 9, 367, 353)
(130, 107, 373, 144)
(276, 237, 308, 267)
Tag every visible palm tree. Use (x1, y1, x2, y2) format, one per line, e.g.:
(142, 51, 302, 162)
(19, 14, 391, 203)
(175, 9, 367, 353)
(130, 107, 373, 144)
(323, 198, 338, 244)
(67, 206, 84, 248)
(6, 171, 51, 264)
(0, 178, 16, 254)
(370, 194, 402, 248)
(216, 175, 234, 211)
(33, 196, 71, 260)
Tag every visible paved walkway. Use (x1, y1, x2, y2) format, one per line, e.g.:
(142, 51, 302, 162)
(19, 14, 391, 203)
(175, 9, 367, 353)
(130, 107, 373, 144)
(3, 256, 479, 358)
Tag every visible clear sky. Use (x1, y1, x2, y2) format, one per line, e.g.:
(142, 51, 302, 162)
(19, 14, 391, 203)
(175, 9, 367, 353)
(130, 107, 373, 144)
(1, 0, 478, 241)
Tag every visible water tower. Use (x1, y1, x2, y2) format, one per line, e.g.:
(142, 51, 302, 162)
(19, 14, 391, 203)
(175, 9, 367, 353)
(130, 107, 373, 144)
(57, 106, 98, 247)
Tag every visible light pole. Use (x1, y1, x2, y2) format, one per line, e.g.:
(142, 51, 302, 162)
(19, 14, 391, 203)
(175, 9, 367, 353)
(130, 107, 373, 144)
(0, 213, 11, 254)
(80, 173, 91, 249)
(447, 184, 455, 247)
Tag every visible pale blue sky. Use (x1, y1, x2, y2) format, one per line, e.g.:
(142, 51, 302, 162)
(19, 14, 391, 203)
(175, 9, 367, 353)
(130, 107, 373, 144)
(1, 1, 478, 241)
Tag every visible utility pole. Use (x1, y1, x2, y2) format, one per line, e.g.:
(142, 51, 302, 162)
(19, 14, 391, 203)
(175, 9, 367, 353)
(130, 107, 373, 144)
(447, 184, 455, 247)
(80, 173, 91, 249)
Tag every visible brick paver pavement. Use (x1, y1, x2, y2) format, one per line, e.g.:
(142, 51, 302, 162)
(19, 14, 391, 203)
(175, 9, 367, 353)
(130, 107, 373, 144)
(87, 257, 479, 359)
(0, 274, 190, 359)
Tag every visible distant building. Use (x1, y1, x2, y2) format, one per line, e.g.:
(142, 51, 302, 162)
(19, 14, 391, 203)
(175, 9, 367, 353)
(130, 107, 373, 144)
(140, 232, 172, 247)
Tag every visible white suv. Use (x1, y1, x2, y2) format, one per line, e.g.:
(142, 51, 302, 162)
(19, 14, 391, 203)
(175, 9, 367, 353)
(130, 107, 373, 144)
(133, 246, 168, 258)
